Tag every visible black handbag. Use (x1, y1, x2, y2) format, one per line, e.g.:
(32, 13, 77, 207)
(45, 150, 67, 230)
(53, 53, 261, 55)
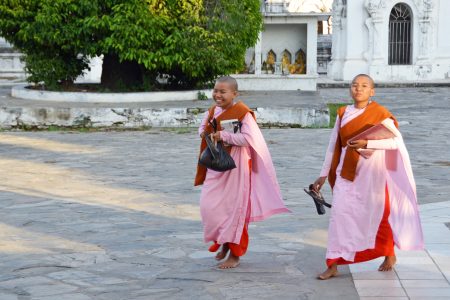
(198, 118, 236, 172)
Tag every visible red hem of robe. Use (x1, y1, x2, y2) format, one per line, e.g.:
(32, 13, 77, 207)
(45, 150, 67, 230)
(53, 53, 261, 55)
(326, 185, 395, 267)
(208, 225, 249, 257)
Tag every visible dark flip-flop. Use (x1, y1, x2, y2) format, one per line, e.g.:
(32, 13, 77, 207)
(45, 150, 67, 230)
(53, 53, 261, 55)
(304, 184, 332, 215)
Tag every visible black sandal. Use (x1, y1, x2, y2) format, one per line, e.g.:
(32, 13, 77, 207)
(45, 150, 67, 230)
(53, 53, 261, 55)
(304, 184, 332, 215)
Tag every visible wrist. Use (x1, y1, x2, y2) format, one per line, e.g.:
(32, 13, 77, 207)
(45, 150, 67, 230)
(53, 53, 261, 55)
(219, 131, 227, 142)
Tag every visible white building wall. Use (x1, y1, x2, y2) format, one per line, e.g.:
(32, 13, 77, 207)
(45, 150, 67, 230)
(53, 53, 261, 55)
(236, 13, 320, 91)
(0, 37, 26, 79)
(287, 0, 333, 12)
(436, 1, 450, 55)
(435, 0, 450, 78)
(341, 1, 370, 78)
(435, 1, 450, 78)
(329, 0, 450, 81)
(261, 24, 308, 63)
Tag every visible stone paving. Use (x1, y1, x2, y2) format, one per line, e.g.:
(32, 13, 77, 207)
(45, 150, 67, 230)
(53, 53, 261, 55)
(351, 201, 450, 299)
(0, 86, 449, 299)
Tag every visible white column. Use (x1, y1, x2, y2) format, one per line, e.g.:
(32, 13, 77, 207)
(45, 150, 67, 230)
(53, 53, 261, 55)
(254, 32, 263, 75)
(371, 18, 384, 64)
(306, 18, 318, 75)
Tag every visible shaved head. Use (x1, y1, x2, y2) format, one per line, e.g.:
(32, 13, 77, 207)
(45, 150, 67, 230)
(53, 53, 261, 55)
(352, 74, 375, 88)
(216, 76, 238, 91)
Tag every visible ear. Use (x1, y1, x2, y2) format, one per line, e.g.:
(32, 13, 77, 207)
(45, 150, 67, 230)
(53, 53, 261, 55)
(370, 88, 375, 97)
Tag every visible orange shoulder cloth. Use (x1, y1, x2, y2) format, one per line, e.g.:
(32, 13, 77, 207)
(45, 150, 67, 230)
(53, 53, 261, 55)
(328, 101, 398, 189)
(194, 101, 255, 186)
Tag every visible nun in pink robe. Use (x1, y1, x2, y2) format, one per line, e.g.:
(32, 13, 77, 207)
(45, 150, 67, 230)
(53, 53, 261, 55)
(320, 104, 424, 265)
(198, 105, 290, 255)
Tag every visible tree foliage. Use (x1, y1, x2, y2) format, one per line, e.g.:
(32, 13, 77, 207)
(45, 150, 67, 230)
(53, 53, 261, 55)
(0, 0, 262, 90)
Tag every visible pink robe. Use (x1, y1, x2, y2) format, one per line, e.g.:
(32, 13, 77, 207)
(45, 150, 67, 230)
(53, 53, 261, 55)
(199, 106, 290, 245)
(321, 105, 424, 262)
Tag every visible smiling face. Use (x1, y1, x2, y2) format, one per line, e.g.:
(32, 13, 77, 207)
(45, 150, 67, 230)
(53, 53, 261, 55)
(212, 81, 237, 110)
(350, 75, 375, 106)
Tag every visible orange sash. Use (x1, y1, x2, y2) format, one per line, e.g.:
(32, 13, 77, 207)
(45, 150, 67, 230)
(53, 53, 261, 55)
(194, 101, 255, 186)
(328, 102, 398, 189)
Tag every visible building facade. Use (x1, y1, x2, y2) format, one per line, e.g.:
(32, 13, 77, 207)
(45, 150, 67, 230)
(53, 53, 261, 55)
(235, 0, 331, 91)
(329, 0, 450, 81)
(0, 38, 25, 80)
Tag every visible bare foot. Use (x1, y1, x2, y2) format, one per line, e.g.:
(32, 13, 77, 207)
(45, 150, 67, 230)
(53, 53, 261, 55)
(378, 255, 396, 271)
(318, 264, 338, 280)
(218, 253, 240, 269)
(215, 244, 229, 261)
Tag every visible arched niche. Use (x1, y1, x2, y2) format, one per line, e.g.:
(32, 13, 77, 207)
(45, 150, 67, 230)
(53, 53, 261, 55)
(281, 49, 292, 74)
(291, 49, 306, 74)
(265, 49, 277, 73)
(388, 3, 412, 65)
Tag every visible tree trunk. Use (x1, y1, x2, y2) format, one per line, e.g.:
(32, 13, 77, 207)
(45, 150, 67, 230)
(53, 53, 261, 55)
(101, 53, 143, 90)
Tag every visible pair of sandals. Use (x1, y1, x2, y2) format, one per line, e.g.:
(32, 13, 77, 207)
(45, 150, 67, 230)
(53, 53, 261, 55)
(304, 184, 332, 215)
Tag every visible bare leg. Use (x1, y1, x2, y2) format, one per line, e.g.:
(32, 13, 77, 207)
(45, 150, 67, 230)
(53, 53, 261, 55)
(215, 243, 229, 261)
(218, 252, 240, 269)
(318, 263, 338, 280)
(378, 255, 396, 271)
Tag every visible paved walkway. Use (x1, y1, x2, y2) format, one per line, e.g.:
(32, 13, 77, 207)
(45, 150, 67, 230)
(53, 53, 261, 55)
(0, 86, 448, 299)
(351, 201, 450, 299)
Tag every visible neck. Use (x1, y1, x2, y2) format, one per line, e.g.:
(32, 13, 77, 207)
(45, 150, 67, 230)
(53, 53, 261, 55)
(354, 100, 370, 109)
(222, 102, 235, 110)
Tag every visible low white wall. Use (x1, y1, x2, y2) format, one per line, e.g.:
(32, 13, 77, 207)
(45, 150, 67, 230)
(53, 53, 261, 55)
(11, 85, 213, 102)
(0, 106, 329, 128)
(234, 74, 317, 91)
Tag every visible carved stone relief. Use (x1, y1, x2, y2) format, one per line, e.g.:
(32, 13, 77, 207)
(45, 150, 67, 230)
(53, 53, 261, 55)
(364, 0, 386, 63)
(414, 0, 435, 61)
(332, 0, 346, 29)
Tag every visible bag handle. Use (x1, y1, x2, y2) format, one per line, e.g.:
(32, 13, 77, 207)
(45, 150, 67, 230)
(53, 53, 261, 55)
(208, 118, 218, 133)
(204, 135, 218, 159)
(205, 106, 217, 133)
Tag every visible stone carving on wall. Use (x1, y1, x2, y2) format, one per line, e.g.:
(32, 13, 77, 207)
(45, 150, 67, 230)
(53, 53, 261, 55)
(365, 0, 386, 19)
(416, 64, 432, 78)
(364, 0, 386, 64)
(332, 0, 347, 29)
(330, 0, 347, 64)
(414, 0, 434, 61)
(414, 0, 433, 17)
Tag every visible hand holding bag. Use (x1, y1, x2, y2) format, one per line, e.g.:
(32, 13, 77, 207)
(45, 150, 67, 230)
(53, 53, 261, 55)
(198, 118, 236, 172)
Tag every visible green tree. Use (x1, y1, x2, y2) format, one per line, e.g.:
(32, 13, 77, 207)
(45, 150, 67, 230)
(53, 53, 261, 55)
(0, 0, 262, 90)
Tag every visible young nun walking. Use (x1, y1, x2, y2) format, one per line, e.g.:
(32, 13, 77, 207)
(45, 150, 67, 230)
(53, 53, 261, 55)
(195, 76, 290, 269)
(313, 74, 424, 280)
